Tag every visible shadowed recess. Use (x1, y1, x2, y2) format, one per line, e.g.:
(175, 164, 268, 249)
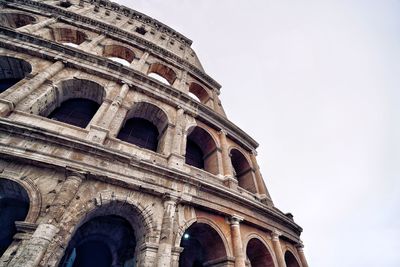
(0, 179, 29, 257)
(0, 56, 32, 93)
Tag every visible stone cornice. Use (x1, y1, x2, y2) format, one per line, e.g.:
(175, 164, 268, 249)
(0, 26, 259, 150)
(0, 118, 302, 240)
(3, 0, 221, 90)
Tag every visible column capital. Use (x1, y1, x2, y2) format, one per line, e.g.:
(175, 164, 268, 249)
(162, 192, 180, 203)
(65, 167, 87, 180)
(229, 214, 244, 225)
(271, 229, 282, 240)
(296, 241, 305, 250)
(219, 129, 228, 135)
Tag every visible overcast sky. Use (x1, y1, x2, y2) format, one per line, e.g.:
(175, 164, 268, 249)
(115, 1, 400, 266)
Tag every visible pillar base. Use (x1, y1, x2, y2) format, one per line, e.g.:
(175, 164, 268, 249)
(86, 124, 109, 144)
(0, 99, 14, 117)
(167, 153, 186, 171)
(223, 176, 238, 190)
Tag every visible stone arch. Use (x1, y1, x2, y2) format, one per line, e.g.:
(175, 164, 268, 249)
(188, 82, 210, 104)
(51, 27, 88, 46)
(103, 44, 135, 66)
(284, 249, 301, 267)
(0, 12, 37, 29)
(0, 178, 30, 256)
(229, 147, 257, 193)
(0, 56, 32, 94)
(185, 125, 219, 175)
(118, 101, 170, 153)
(58, 192, 155, 267)
(177, 217, 232, 266)
(41, 78, 106, 128)
(244, 234, 276, 267)
(147, 62, 177, 85)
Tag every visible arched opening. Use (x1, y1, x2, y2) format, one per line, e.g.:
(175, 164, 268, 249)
(52, 27, 87, 46)
(188, 83, 210, 104)
(59, 215, 136, 267)
(117, 102, 168, 153)
(147, 63, 177, 85)
(185, 126, 219, 175)
(103, 44, 135, 66)
(0, 56, 32, 94)
(0, 12, 36, 28)
(246, 238, 274, 267)
(230, 149, 257, 193)
(285, 251, 300, 267)
(179, 222, 228, 267)
(43, 79, 105, 128)
(48, 98, 100, 128)
(0, 179, 29, 257)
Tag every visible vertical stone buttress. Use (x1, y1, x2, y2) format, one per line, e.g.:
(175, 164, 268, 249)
(271, 230, 286, 267)
(229, 215, 246, 267)
(7, 170, 84, 267)
(296, 242, 309, 267)
(250, 150, 273, 205)
(156, 194, 179, 267)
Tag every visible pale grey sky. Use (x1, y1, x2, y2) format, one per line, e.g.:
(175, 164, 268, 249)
(115, 1, 400, 266)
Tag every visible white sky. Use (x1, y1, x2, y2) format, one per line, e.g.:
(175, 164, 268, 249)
(115, 1, 400, 266)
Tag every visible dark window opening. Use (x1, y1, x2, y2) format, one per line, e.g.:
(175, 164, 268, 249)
(0, 78, 20, 93)
(185, 139, 204, 169)
(60, 215, 136, 267)
(59, 0, 72, 8)
(135, 27, 147, 35)
(48, 98, 99, 128)
(117, 118, 159, 152)
(0, 179, 29, 257)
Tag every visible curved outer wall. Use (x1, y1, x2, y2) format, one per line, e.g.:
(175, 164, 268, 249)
(0, 0, 309, 266)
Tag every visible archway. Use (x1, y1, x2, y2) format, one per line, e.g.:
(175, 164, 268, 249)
(59, 215, 136, 267)
(285, 250, 300, 267)
(188, 83, 210, 104)
(43, 79, 105, 128)
(185, 126, 219, 175)
(230, 148, 257, 193)
(117, 102, 168, 153)
(179, 222, 228, 267)
(0, 179, 29, 256)
(103, 44, 135, 66)
(0, 12, 36, 28)
(147, 63, 177, 85)
(0, 56, 32, 93)
(246, 238, 274, 267)
(52, 27, 87, 47)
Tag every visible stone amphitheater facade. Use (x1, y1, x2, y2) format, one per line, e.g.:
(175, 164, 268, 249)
(0, 0, 309, 266)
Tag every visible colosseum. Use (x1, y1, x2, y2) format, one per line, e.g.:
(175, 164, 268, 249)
(0, 0, 309, 266)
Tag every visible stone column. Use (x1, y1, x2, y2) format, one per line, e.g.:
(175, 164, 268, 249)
(7, 223, 59, 267)
(0, 61, 64, 116)
(132, 52, 149, 72)
(229, 215, 246, 267)
(101, 83, 130, 129)
(271, 230, 286, 267)
(156, 194, 179, 267)
(17, 18, 57, 34)
(250, 150, 273, 205)
(7, 169, 86, 266)
(296, 242, 309, 267)
(219, 130, 233, 177)
(80, 34, 106, 53)
(45, 170, 85, 223)
(168, 108, 186, 169)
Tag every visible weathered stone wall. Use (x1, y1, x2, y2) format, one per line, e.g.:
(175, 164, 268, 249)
(0, 0, 308, 266)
